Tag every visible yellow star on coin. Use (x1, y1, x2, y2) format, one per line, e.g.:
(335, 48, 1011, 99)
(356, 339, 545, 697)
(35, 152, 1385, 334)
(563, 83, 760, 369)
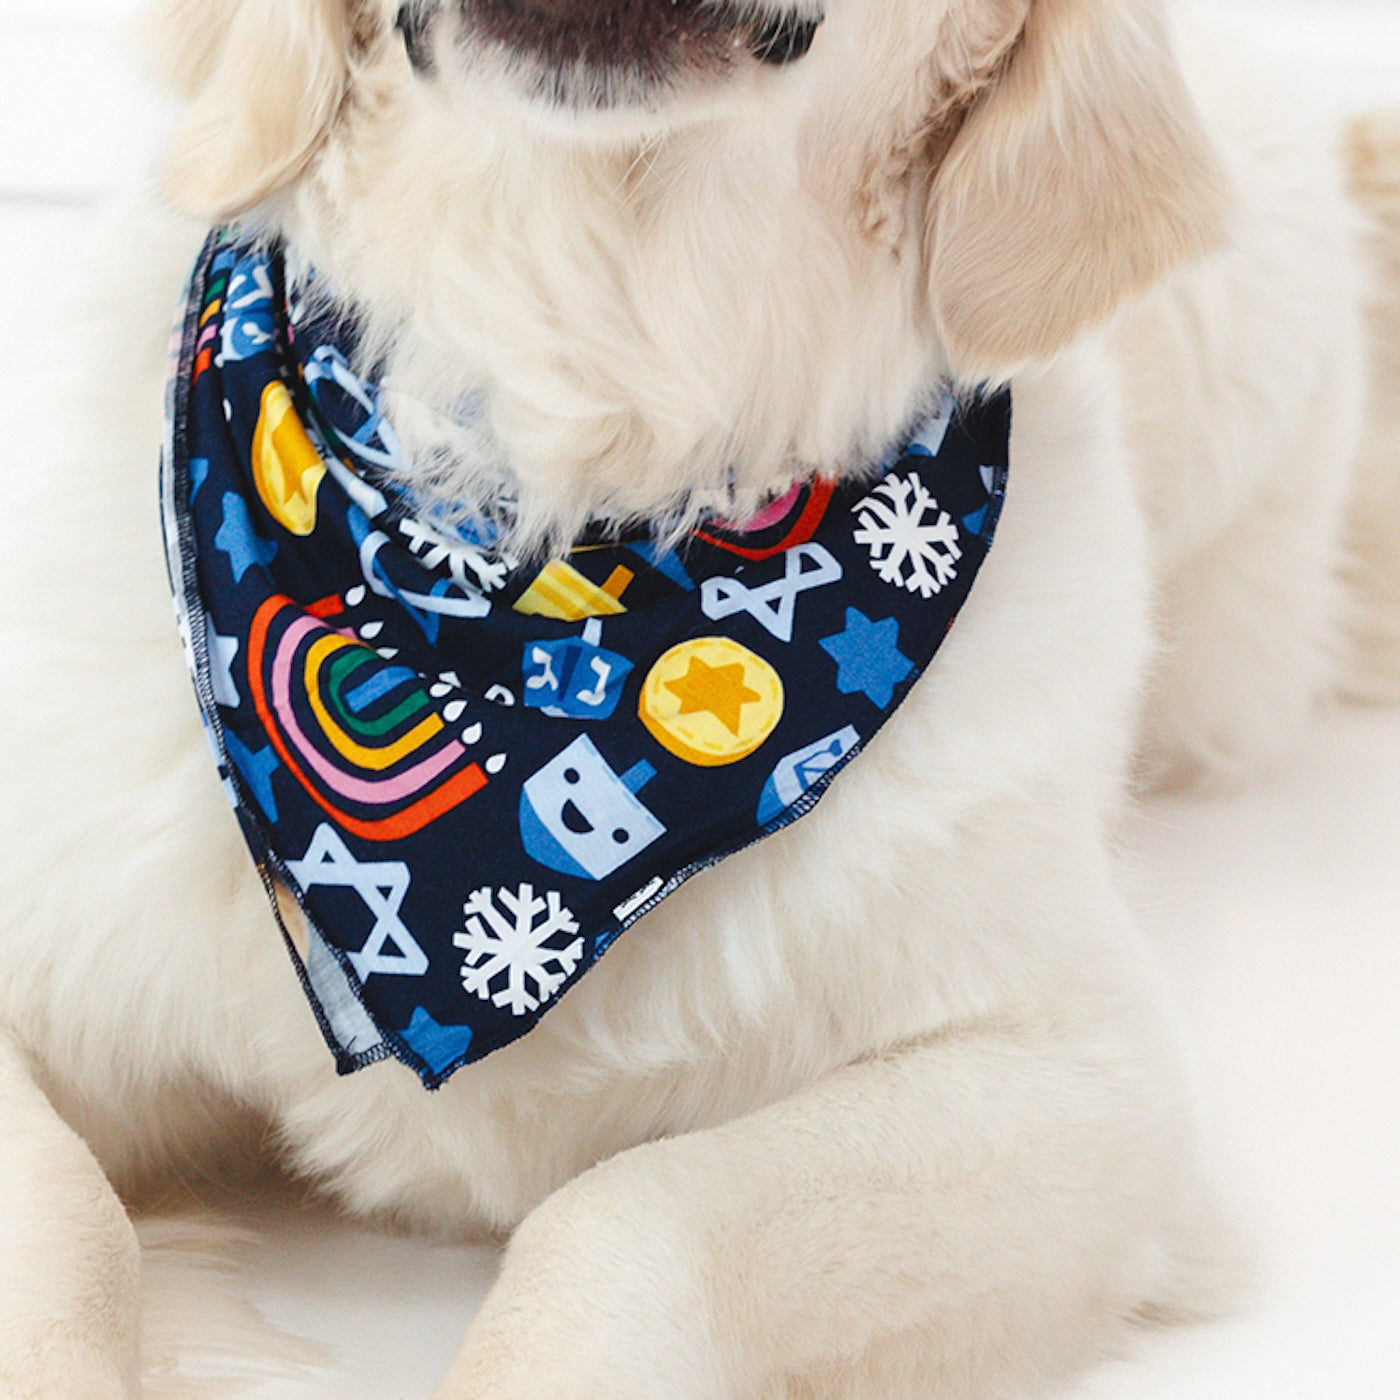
(664, 655, 760, 735)
(640, 637, 784, 767)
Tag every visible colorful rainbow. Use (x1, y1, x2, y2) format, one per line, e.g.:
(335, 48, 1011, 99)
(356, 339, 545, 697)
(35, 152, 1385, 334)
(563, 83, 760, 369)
(692, 478, 837, 560)
(192, 248, 234, 383)
(247, 595, 487, 841)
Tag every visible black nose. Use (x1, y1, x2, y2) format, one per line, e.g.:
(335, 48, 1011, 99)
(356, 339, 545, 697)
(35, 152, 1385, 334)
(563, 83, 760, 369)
(424, 1, 824, 105)
(748, 12, 823, 66)
(397, 3, 438, 72)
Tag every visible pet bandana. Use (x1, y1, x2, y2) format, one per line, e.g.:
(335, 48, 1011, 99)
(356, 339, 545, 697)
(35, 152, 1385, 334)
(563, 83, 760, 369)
(162, 230, 1011, 1088)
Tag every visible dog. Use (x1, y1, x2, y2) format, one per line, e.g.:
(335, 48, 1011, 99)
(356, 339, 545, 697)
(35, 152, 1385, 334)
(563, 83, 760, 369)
(1, 0, 1397, 1395)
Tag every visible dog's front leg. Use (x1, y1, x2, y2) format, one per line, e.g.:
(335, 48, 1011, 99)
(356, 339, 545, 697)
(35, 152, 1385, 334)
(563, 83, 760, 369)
(436, 1006, 1199, 1400)
(0, 1034, 140, 1399)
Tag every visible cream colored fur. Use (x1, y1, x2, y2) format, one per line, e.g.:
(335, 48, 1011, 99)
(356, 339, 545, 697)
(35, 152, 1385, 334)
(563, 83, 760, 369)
(0, 0, 1394, 1395)
(1343, 111, 1400, 702)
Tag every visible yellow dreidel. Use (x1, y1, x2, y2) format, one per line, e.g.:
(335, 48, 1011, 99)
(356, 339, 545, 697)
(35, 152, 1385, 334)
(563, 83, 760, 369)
(514, 560, 634, 620)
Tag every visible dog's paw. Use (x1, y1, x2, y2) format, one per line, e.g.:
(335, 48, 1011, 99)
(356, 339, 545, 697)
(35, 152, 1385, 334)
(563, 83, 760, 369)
(433, 1156, 731, 1400)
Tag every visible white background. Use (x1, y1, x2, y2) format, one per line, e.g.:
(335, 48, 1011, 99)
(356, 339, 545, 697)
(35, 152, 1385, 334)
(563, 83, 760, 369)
(0, 3, 1397, 1397)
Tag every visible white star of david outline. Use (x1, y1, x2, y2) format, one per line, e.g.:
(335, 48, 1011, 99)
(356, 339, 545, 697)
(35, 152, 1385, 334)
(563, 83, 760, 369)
(699, 542, 843, 642)
(286, 825, 429, 981)
(208, 624, 240, 709)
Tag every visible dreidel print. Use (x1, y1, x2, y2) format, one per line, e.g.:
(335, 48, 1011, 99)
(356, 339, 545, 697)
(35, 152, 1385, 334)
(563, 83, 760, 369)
(756, 726, 861, 825)
(522, 619, 633, 721)
(520, 736, 666, 882)
(514, 560, 634, 620)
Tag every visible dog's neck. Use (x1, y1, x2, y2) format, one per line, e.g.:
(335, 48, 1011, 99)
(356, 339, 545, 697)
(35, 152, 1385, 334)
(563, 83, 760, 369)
(275, 48, 950, 553)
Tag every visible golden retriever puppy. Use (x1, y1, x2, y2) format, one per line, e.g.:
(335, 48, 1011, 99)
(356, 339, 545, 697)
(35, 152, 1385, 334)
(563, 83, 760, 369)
(0, 1, 1394, 1396)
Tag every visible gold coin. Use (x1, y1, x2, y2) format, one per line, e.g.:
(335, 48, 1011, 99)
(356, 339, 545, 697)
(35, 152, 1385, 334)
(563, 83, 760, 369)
(253, 382, 327, 536)
(640, 637, 784, 767)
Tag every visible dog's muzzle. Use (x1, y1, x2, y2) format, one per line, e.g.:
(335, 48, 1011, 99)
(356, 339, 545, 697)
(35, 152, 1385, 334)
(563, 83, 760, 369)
(398, 1, 824, 90)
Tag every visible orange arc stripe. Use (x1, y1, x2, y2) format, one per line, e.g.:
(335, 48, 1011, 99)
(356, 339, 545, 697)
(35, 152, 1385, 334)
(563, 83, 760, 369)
(693, 477, 838, 561)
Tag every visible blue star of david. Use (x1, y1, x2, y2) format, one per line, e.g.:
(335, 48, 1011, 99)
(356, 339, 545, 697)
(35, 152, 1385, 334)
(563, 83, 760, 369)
(215, 491, 278, 583)
(819, 607, 914, 709)
(400, 1007, 475, 1075)
(225, 730, 280, 822)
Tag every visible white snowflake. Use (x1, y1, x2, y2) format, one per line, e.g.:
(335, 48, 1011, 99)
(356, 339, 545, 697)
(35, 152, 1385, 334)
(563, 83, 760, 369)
(851, 473, 963, 598)
(398, 515, 512, 596)
(454, 884, 584, 1016)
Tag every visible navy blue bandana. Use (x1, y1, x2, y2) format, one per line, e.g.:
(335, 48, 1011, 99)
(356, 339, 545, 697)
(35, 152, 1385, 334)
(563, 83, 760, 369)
(161, 230, 1010, 1088)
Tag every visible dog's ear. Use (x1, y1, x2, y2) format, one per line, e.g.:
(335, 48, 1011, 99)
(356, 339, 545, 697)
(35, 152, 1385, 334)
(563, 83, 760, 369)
(926, 0, 1225, 381)
(143, 0, 349, 218)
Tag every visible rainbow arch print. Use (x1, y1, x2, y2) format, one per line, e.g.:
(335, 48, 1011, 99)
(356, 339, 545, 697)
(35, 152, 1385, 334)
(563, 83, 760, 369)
(247, 595, 489, 841)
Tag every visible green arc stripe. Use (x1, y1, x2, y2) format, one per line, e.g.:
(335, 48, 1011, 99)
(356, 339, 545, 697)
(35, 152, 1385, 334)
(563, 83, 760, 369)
(324, 646, 430, 739)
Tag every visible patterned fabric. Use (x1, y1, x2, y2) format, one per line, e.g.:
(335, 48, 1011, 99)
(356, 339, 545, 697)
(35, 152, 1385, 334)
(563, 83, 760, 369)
(161, 230, 1011, 1088)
